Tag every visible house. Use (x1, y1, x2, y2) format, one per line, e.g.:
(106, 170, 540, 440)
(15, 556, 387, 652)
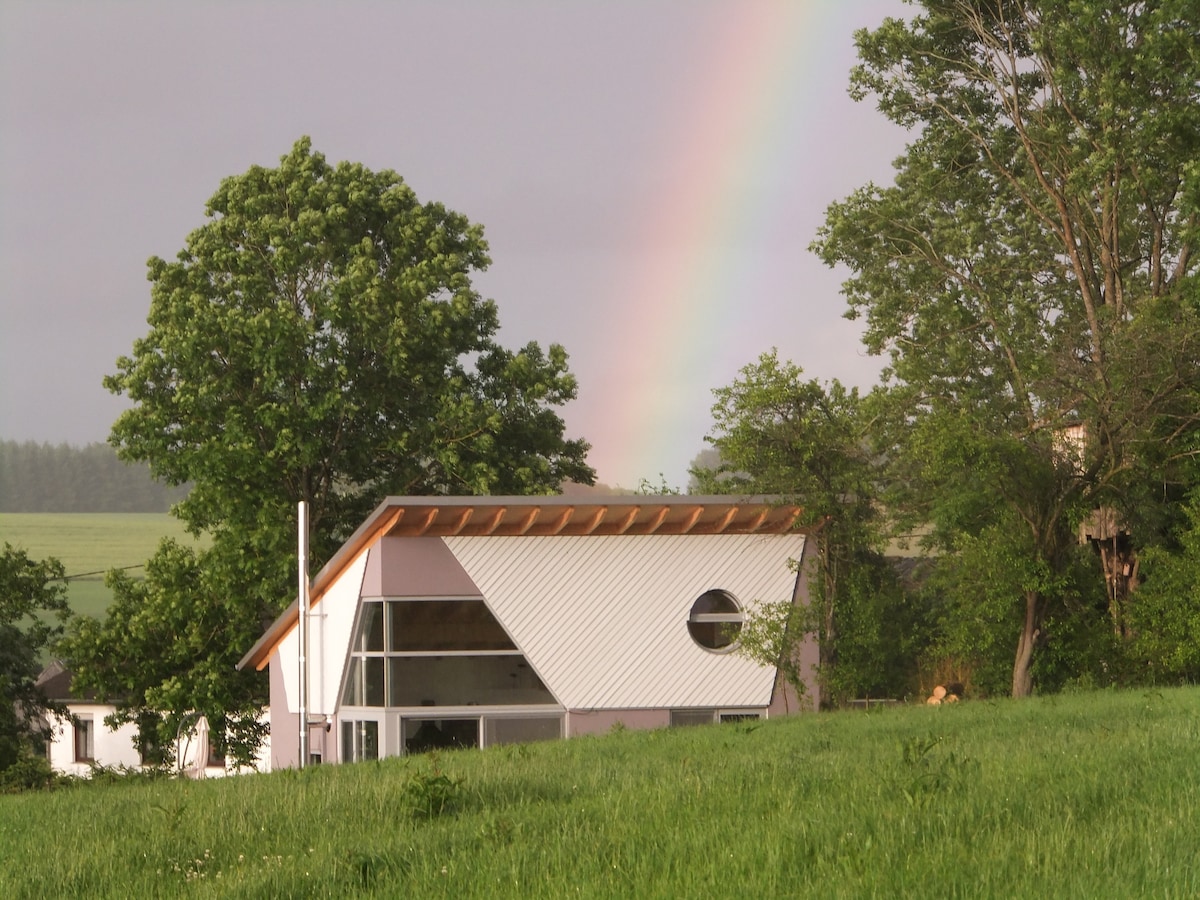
(238, 495, 818, 769)
(34, 660, 266, 777)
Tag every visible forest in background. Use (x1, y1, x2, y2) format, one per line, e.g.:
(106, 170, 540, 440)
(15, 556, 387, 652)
(0, 440, 188, 513)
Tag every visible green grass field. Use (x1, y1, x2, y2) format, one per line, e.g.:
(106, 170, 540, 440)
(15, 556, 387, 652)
(1, 686, 1197, 897)
(0, 513, 204, 618)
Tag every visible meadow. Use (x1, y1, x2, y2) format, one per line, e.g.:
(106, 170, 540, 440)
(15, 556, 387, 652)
(1, 686, 1197, 897)
(0, 513, 202, 617)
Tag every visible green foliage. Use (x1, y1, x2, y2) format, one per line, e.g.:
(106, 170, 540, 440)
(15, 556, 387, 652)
(107, 136, 591, 552)
(1, 688, 1199, 896)
(698, 350, 923, 702)
(67, 137, 594, 756)
(1128, 490, 1200, 681)
(58, 540, 267, 768)
(813, 1, 1200, 695)
(399, 754, 465, 819)
(0, 752, 65, 794)
(0, 544, 71, 772)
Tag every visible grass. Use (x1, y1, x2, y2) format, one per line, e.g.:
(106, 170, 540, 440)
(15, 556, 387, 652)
(0, 513, 203, 618)
(2, 686, 1198, 897)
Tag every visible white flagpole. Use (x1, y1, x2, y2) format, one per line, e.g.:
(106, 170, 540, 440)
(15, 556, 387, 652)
(298, 500, 310, 769)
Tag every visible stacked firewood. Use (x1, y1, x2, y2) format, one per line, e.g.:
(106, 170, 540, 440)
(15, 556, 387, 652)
(925, 684, 963, 705)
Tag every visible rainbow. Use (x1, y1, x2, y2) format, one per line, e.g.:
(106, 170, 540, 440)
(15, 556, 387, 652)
(590, 1, 849, 489)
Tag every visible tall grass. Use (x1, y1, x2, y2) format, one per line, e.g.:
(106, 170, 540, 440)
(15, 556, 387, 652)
(3, 687, 1197, 897)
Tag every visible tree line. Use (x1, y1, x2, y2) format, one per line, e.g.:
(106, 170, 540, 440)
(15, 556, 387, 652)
(0, 440, 189, 513)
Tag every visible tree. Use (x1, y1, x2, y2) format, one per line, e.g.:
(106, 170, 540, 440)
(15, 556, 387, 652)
(812, 0, 1200, 696)
(694, 351, 920, 704)
(0, 545, 70, 772)
(62, 138, 594, 758)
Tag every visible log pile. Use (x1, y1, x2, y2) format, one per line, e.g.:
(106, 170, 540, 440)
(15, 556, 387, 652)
(925, 684, 962, 705)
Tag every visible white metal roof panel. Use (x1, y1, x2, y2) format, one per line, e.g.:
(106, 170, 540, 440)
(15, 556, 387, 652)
(443, 532, 805, 710)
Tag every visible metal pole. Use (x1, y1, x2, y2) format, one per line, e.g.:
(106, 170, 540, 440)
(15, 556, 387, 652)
(298, 500, 309, 769)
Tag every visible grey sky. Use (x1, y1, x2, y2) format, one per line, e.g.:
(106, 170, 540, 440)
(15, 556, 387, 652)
(0, 1, 910, 490)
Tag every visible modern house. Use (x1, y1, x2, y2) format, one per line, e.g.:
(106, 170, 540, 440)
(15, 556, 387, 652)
(238, 495, 818, 768)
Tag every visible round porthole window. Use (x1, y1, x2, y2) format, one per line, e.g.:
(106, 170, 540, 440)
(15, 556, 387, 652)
(688, 589, 743, 651)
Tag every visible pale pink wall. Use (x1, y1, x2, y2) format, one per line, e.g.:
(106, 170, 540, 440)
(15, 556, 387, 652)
(361, 536, 482, 597)
(566, 709, 670, 736)
(767, 536, 821, 714)
(269, 653, 300, 770)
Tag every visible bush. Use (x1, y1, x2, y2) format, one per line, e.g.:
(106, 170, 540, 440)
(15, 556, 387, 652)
(0, 754, 71, 794)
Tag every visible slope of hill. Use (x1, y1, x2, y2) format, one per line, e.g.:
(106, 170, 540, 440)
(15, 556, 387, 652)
(1, 686, 1196, 896)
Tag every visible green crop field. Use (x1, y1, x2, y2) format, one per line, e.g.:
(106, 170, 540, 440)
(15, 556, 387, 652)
(1, 686, 1197, 897)
(0, 513, 205, 618)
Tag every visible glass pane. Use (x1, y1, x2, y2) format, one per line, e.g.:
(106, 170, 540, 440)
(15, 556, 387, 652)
(388, 600, 516, 652)
(341, 657, 364, 706)
(484, 716, 562, 746)
(670, 709, 715, 727)
(690, 590, 740, 616)
(363, 657, 385, 707)
(402, 717, 479, 754)
(388, 656, 555, 707)
(357, 602, 384, 652)
(340, 721, 353, 761)
(688, 620, 740, 649)
(360, 721, 379, 760)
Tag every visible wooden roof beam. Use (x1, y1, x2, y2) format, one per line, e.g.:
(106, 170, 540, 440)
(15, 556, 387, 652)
(641, 505, 670, 534)
(612, 507, 640, 534)
(578, 507, 607, 534)
(675, 505, 705, 534)
(445, 507, 473, 536)
(478, 507, 506, 536)
(541, 506, 574, 535)
(512, 507, 540, 535)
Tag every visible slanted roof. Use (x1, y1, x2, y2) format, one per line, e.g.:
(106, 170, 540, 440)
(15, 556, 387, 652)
(35, 660, 104, 702)
(238, 495, 804, 671)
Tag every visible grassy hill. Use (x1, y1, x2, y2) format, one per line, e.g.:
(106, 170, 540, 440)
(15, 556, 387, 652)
(0, 513, 204, 618)
(2, 686, 1197, 897)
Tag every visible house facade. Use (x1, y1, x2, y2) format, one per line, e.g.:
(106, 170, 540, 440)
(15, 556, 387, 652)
(239, 495, 818, 769)
(34, 660, 267, 777)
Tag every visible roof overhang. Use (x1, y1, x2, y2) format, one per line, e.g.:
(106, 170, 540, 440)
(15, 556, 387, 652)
(237, 494, 805, 672)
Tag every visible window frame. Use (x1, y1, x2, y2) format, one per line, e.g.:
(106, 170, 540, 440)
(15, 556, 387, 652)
(339, 597, 558, 711)
(687, 589, 745, 652)
(73, 716, 95, 763)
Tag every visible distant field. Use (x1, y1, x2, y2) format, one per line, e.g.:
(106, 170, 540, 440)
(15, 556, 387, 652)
(0, 513, 205, 618)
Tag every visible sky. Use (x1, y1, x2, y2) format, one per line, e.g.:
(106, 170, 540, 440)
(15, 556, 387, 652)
(0, 0, 911, 491)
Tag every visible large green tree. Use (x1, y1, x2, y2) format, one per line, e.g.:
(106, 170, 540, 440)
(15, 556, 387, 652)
(61, 139, 594, 759)
(694, 351, 923, 704)
(813, 0, 1200, 696)
(0, 545, 70, 772)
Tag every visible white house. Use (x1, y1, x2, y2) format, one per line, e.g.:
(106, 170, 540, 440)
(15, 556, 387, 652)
(35, 660, 268, 777)
(238, 495, 818, 769)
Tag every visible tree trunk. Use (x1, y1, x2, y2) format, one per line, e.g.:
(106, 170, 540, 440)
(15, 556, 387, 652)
(1011, 590, 1041, 698)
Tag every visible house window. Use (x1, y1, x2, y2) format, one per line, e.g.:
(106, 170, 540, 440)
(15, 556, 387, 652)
(670, 709, 716, 727)
(670, 709, 764, 727)
(484, 715, 562, 746)
(74, 717, 95, 762)
(340, 599, 555, 709)
(687, 589, 744, 651)
(340, 719, 379, 763)
(403, 717, 480, 754)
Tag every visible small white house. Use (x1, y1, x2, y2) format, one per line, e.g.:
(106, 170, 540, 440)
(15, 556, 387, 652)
(35, 660, 268, 777)
(36, 661, 143, 777)
(239, 495, 818, 769)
